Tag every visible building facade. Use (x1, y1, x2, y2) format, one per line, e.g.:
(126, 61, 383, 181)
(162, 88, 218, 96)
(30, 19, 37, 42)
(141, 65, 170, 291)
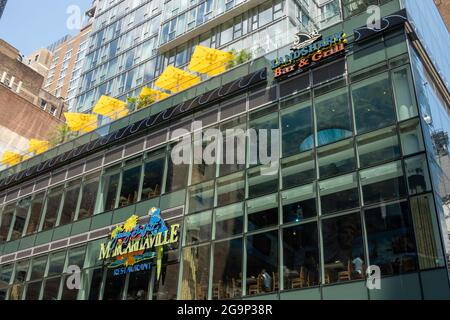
(0, 0, 449, 301)
(25, 48, 53, 78)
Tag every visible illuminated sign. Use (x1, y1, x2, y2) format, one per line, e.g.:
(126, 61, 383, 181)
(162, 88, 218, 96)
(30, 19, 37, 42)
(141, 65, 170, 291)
(98, 207, 180, 279)
(271, 31, 347, 79)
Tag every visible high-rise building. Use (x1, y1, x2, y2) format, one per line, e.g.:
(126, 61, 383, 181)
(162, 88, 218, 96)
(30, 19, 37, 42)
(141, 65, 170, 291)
(24, 48, 53, 78)
(0, 0, 450, 301)
(44, 24, 92, 111)
(46, 35, 71, 54)
(0, 0, 7, 20)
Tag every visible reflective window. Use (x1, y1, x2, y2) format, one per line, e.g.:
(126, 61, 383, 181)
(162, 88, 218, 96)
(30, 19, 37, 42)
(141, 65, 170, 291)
(320, 173, 359, 214)
(357, 126, 401, 168)
(365, 201, 418, 275)
(399, 119, 425, 156)
(322, 213, 364, 284)
(0, 264, 14, 300)
(404, 155, 432, 195)
(10, 260, 29, 300)
(318, 139, 356, 179)
(360, 161, 406, 205)
(83, 268, 103, 300)
(184, 211, 212, 245)
(282, 184, 317, 223)
(352, 73, 396, 134)
(152, 262, 179, 300)
(41, 187, 63, 231)
(217, 172, 245, 206)
(0, 204, 14, 243)
(166, 143, 189, 193)
(103, 269, 125, 300)
(282, 222, 319, 289)
(392, 66, 417, 121)
(281, 151, 315, 189)
(247, 194, 278, 232)
(315, 87, 352, 146)
(212, 238, 243, 299)
(281, 100, 313, 157)
(214, 203, 244, 240)
(191, 138, 217, 185)
(42, 277, 61, 300)
(141, 150, 165, 200)
(10, 197, 30, 241)
(47, 251, 66, 277)
(247, 165, 279, 199)
(78, 173, 99, 220)
(180, 244, 210, 300)
(126, 270, 150, 300)
(66, 246, 86, 271)
(248, 109, 279, 167)
(29, 256, 47, 281)
(118, 163, 141, 207)
(220, 116, 246, 177)
(246, 230, 278, 295)
(100, 167, 120, 212)
(60, 180, 81, 226)
(188, 180, 215, 213)
(26, 192, 45, 235)
(25, 281, 42, 300)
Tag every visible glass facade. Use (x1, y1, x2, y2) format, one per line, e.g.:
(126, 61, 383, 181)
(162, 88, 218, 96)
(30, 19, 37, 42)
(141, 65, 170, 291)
(0, 0, 450, 301)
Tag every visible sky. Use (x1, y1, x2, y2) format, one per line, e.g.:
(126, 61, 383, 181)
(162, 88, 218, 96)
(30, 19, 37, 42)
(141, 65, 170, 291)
(0, 0, 92, 56)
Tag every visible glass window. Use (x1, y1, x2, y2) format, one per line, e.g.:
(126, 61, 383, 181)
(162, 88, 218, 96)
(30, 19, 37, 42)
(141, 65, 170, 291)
(320, 173, 359, 214)
(247, 166, 279, 199)
(26, 192, 45, 235)
(126, 270, 150, 300)
(103, 269, 125, 300)
(357, 126, 401, 168)
(166, 143, 189, 193)
(192, 139, 217, 185)
(352, 73, 396, 134)
(118, 164, 141, 207)
(246, 230, 278, 295)
(282, 184, 316, 223)
(247, 194, 278, 232)
(42, 277, 61, 300)
(100, 168, 120, 212)
(47, 251, 66, 277)
(9, 260, 29, 300)
(29, 256, 48, 281)
(78, 173, 99, 220)
(404, 155, 431, 195)
(365, 201, 418, 276)
(214, 203, 244, 240)
(61, 273, 80, 300)
(322, 213, 364, 284)
(60, 180, 81, 226)
(180, 244, 210, 300)
(281, 100, 313, 157)
(220, 20, 233, 45)
(282, 222, 319, 289)
(318, 139, 356, 179)
(25, 281, 42, 300)
(84, 238, 106, 269)
(217, 172, 245, 206)
(184, 211, 212, 245)
(188, 180, 215, 213)
(82, 267, 103, 300)
(281, 151, 315, 189)
(152, 262, 179, 300)
(314, 87, 352, 146)
(41, 187, 63, 231)
(399, 119, 425, 156)
(248, 109, 279, 167)
(0, 204, 14, 243)
(212, 238, 243, 299)
(392, 66, 417, 121)
(141, 151, 165, 201)
(10, 197, 30, 241)
(66, 246, 86, 271)
(258, 1, 272, 27)
(0, 264, 14, 300)
(220, 116, 246, 177)
(360, 161, 407, 205)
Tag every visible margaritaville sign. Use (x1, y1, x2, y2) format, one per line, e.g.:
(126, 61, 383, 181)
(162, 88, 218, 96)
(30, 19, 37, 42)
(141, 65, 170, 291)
(98, 207, 180, 278)
(271, 31, 348, 79)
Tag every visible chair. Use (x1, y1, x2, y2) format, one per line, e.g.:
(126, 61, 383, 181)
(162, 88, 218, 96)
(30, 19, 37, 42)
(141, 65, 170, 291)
(306, 270, 315, 286)
(324, 270, 332, 284)
(212, 281, 224, 300)
(272, 272, 279, 291)
(230, 278, 242, 298)
(338, 260, 353, 281)
(291, 267, 307, 289)
(248, 275, 262, 295)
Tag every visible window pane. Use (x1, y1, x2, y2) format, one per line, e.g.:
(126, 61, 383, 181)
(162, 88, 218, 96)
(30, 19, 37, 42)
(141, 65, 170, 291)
(61, 273, 80, 300)
(246, 230, 278, 295)
(281, 151, 315, 189)
(78, 175, 99, 220)
(184, 211, 212, 245)
(360, 161, 407, 205)
(118, 165, 141, 207)
(66, 246, 86, 271)
(220, 116, 246, 176)
(281, 101, 313, 157)
(247, 194, 278, 232)
(322, 213, 364, 284)
(100, 172, 120, 212)
(10, 260, 29, 300)
(82, 268, 103, 300)
(188, 180, 215, 213)
(42, 187, 63, 231)
(365, 201, 418, 276)
(192, 135, 217, 185)
(214, 203, 244, 240)
(352, 73, 396, 134)
(29, 256, 48, 281)
(26, 192, 45, 235)
(180, 244, 210, 300)
(217, 172, 245, 206)
(126, 269, 150, 300)
(282, 184, 316, 223)
(399, 119, 425, 156)
(166, 144, 189, 192)
(405, 154, 431, 195)
(315, 87, 352, 146)
(213, 238, 243, 300)
(60, 181, 81, 226)
(84, 238, 106, 269)
(283, 222, 319, 289)
(103, 268, 125, 300)
(248, 110, 279, 166)
(152, 262, 179, 300)
(320, 173, 359, 214)
(10, 198, 31, 241)
(42, 277, 61, 300)
(47, 251, 66, 277)
(25, 281, 42, 300)
(0, 204, 14, 243)
(392, 67, 417, 121)
(247, 166, 279, 199)
(141, 151, 165, 200)
(357, 126, 401, 168)
(318, 139, 356, 179)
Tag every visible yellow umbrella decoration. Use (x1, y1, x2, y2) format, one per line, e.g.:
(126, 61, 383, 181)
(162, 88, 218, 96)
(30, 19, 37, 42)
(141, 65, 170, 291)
(188, 45, 234, 77)
(139, 87, 170, 102)
(1, 151, 25, 166)
(93, 95, 128, 120)
(155, 66, 201, 93)
(28, 139, 49, 155)
(64, 112, 98, 133)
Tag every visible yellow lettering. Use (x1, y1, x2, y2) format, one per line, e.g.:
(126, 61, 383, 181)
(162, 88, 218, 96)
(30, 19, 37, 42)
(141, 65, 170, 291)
(170, 224, 180, 244)
(99, 241, 112, 260)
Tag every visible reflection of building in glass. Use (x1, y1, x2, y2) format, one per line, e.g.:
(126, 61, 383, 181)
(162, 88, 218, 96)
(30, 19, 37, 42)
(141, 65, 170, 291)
(1, 0, 450, 300)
